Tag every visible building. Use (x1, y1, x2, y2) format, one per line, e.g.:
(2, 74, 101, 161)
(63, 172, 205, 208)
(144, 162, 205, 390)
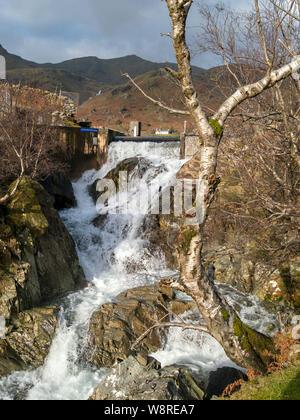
(155, 129, 171, 135)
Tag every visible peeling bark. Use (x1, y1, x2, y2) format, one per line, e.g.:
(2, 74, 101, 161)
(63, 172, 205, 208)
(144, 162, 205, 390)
(165, 0, 280, 372)
(213, 56, 300, 126)
(123, 0, 299, 372)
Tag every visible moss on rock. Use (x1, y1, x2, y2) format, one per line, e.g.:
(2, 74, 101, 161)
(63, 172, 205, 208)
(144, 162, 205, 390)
(222, 308, 230, 322)
(233, 313, 275, 371)
(181, 226, 198, 254)
(7, 177, 49, 237)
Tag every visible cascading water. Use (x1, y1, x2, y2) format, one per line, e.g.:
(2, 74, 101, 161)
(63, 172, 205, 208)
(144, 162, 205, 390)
(0, 141, 279, 400)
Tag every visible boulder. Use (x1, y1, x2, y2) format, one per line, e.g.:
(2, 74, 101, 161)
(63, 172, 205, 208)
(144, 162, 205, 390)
(288, 344, 300, 365)
(143, 215, 180, 270)
(0, 306, 58, 378)
(205, 367, 247, 399)
(88, 284, 195, 368)
(88, 356, 205, 401)
(41, 174, 76, 210)
(0, 177, 86, 377)
(205, 245, 300, 309)
(0, 177, 86, 322)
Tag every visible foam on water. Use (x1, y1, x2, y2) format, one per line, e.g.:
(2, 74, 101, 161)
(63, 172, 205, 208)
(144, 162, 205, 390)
(152, 284, 279, 373)
(0, 141, 278, 400)
(0, 142, 181, 400)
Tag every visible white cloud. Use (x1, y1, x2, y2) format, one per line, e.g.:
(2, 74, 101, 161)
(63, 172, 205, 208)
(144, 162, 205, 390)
(0, 0, 251, 67)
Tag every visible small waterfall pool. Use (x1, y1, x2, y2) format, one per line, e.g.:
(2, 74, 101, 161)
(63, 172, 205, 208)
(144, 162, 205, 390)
(0, 142, 278, 400)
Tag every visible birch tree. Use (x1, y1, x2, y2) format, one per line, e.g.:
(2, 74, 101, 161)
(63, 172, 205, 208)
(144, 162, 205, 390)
(192, 1, 300, 299)
(127, 0, 300, 372)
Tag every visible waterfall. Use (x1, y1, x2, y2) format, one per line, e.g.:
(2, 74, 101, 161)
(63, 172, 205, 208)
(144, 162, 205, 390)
(0, 141, 278, 400)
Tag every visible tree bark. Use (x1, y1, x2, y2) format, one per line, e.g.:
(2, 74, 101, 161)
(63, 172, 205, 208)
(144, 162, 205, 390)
(125, 0, 300, 372)
(166, 0, 276, 372)
(0, 172, 24, 205)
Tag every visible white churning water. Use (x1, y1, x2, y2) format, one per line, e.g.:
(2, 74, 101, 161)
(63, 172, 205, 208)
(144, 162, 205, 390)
(0, 142, 278, 400)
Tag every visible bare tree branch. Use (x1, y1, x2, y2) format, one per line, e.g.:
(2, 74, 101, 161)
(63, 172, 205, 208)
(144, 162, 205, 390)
(214, 55, 300, 126)
(269, 0, 300, 22)
(131, 322, 209, 351)
(0, 168, 24, 204)
(121, 72, 190, 115)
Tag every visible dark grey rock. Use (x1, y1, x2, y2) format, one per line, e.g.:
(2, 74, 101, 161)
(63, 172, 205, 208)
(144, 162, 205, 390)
(205, 366, 247, 399)
(41, 174, 76, 210)
(89, 356, 205, 401)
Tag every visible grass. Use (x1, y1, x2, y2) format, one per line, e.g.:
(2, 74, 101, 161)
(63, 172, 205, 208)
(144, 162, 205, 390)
(221, 365, 300, 400)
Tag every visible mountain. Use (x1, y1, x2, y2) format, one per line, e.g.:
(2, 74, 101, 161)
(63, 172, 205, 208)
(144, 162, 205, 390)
(6, 67, 107, 104)
(43, 54, 206, 86)
(0, 44, 38, 70)
(0, 44, 109, 103)
(0, 44, 206, 104)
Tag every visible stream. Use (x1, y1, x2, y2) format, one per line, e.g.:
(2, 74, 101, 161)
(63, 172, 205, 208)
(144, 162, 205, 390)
(0, 141, 279, 400)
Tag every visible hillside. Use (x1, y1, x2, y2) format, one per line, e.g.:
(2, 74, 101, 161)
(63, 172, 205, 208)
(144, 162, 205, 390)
(6, 67, 107, 104)
(0, 43, 229, 123)
(0, 43, 207, 105)
(0, 44, 38, 70)
(77, 67, 226, 134)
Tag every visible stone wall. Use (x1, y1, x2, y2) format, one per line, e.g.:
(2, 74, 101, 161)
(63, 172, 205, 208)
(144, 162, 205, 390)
(57, 126, 124, 179)
(59, 126, 201, 176)
(180, 134, 200, 159)
(97, 127, 124, 165)
(59, 126, 94, 157)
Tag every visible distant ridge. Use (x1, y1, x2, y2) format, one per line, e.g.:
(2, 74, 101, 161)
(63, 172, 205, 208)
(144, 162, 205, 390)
(0, 44, 38, 70)
(0, 43, 205, 103)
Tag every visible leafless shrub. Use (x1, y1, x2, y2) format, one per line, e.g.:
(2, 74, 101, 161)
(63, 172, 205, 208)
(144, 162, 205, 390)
(0, 83, 69, 203)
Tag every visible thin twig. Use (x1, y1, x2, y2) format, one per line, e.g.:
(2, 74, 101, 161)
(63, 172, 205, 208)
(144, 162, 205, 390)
(121, 72, 190, 115)
(131, 322, 209, 351)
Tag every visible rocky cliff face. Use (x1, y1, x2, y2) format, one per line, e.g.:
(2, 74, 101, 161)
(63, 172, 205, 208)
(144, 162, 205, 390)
(0, 306, 58, 377)
(204, 243, 300, 308)
(0, 177, 86, 377)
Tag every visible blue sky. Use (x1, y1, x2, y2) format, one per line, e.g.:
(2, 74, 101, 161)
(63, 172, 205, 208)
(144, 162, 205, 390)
(0, 0, 250, 68)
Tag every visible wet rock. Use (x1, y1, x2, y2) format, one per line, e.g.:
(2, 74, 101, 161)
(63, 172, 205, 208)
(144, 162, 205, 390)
(203, 243, 300, 309)
(88, 285, 168, 368)
(144, 215, 180, 270)
(41, 174, 76, 210)
(0, 177, 86, 377)
(13, 385, 34, 401)
(205, 367, 247, 399)
(0, 306, 58, 378)
(169, 299, 196, 315)
(88, 284, 194, 369)
(88, 356, 205, 401)
(0, 177, 86, 323)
